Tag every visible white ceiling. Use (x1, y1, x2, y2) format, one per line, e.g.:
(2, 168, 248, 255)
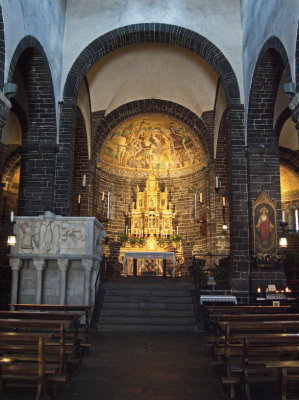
(87, 43, 219, 117)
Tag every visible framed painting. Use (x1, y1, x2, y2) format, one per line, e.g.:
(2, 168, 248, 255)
(253, 191, 277, 254)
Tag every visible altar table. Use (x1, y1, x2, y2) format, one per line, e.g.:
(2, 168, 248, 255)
(122, 252, 176, 278)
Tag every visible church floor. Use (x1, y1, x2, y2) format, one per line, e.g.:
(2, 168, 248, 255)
(55, 332, 227, 400)
(3, 331, 297, 400)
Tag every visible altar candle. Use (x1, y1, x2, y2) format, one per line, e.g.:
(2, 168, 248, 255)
(295, 209, 299, 231)
(78, 195, 81, 204)
(199, 192, 203, 203)
(82, 174, 86, 188)
(10, 211, 14, 222)
(101, 191, 105, 201)
(125, 225, 128, 233)
(282, 210, 286, 223)
(222, 197, 226, 207)
(176, 226, 178, 234)
(194, 193, 197, 218)
(215, 176, 219, 189)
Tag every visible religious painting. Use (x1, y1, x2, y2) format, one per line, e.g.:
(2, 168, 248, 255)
(253, 191, 277, 254)
(98, 114, 207, 178)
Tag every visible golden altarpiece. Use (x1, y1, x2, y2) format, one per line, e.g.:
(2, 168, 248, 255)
(118, 173, 184, 276)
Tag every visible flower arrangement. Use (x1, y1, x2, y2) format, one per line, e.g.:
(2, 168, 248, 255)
(253, 253, 285, 264)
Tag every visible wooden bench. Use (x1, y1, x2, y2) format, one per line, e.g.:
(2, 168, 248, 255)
(0, 319, 72, 374)
(0, 335, 63, 400)
(216, 321, 299, 399)
(265, 360, 299, 400)
(10, 304, 92, 344)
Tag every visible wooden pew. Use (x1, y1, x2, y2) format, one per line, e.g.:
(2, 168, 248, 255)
(10, 304, 92, 344)
(0, 319, 71, 374)
(217, 321, 299, 399)
(265, 360, 299, 400)
(0, 335, 60, 400)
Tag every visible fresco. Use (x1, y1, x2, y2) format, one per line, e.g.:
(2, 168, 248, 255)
(98, 114, 206, 177)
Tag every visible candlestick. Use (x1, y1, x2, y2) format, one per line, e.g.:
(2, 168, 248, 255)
(78, 195, 81, 204)
(107, 191, 110, 218)
(82, 174, 86, 188)
(10, 211, 14, 222)
(222, 197, 226, 207)
(282, 210, 285, 223)
(215, 176, 219, 189)
(295, 209, 299, 231)
(199, 192, 203, 203)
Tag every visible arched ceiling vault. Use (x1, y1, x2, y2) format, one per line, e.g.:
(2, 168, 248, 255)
(87, 43, 222, 118)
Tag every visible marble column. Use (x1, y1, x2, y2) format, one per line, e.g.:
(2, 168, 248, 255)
(33, 259, 45, 304)
(57, 259, 69, 305)
(9, 258, 22, 307)
(82, 259, 93, 305)
(90, 259, 101, 305)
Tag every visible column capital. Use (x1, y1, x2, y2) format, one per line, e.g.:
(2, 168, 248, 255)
(9, 258, 22, 271)
(57, 258, 69, 272)
(82, 258, 93, 272)
(33, 258, 46, 271)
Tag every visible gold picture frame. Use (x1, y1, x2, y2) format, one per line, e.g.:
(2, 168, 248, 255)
(253, 191, 277, 254)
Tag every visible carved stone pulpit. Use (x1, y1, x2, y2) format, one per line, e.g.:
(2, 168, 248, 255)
(9, 212, 106, 307)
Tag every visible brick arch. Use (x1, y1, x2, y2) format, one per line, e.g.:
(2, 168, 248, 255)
(274, 107, 292, 139)
(8, 36, 57, 215)
(296, 20, 299, 92)
(1, 148, 21, 185)
(248, 37, 291, 147)
(0, 5, 4, 88)
(279, 147, 299, 173)
(63, 23, 240, 105)
(71, 106, 89, 216)
(95, 99, 213, 159)
(8, 36, 56, 142)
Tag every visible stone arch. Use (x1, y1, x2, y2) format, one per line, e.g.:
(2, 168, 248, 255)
(8, 36, 57, 215)
(71, 106, 89, 216)
(274, 107, 292, 139)
(296, 20, 299, 91)
(248, 36, 291, 148)
(63, 24, 240, 105)
(95, 99, 213, 159)
(246, 37, 292, 290)
(0, 4, 5, 89)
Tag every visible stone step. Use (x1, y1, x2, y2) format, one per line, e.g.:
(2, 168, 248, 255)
(102, 302, 194, 310)
(97, 324, 195, 332)
(99, 316, 194, 324)
(104, 289, 192, 297)
(103, 295, 193, 303)
(101, 309, 194, 317)
(102, 283, 195, 291)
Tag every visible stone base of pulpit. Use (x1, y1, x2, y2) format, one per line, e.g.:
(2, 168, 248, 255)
(9, 212, 106, 306)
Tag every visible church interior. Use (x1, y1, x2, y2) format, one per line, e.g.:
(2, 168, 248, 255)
(0, 1, 299, 399)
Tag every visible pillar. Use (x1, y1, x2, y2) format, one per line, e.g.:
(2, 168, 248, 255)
(33, 258, 45, 304)
(9, 258, 22, 307)
(82, 259, 93, 305)
(57, 258, 69, 305)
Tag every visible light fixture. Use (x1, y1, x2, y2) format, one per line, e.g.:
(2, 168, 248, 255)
(7, 234, 16, 246)
(222, 224, 228, 230)
(279, 236, 288, 248)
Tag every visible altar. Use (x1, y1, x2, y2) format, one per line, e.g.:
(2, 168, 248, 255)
(122, 251, 176, 278)
(118, 173, 184, 276)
